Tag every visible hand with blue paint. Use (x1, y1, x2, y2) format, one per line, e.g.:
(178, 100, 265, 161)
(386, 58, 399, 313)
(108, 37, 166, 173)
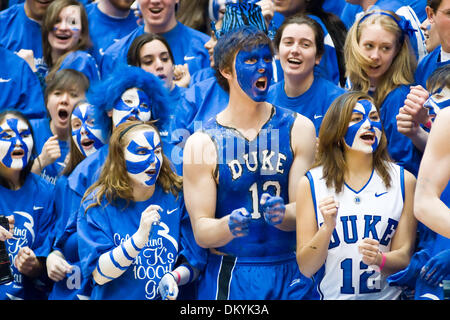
(228, 208, 251, 237)
(420, 249, 450, 286)
(158, 272, 179, 300)
(135, 204, 162, 247)
(260, 193, 285, 226)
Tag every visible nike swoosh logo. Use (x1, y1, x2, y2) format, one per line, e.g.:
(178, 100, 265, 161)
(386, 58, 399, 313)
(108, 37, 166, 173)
(33, 206, 44, 210)
(167, 208, 178, 215)
(184, 56, 195, 61)
(0, 78, 12, 82)
(375, 192, 388, 197)
(314, 114, 323, 119)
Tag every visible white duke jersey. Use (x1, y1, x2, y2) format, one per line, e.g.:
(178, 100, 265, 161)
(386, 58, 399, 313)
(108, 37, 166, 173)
(307, 163, 405, 300)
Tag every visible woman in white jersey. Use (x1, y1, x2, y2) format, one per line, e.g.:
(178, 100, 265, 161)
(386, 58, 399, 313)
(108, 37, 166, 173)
(296, 91, 417, 300)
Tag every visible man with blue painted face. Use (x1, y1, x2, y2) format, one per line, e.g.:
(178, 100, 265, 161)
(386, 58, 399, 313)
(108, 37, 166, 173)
(183, 26, 318, 300)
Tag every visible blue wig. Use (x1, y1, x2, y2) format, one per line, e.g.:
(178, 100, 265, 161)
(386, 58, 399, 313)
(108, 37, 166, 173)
(86, 65, 170, 128)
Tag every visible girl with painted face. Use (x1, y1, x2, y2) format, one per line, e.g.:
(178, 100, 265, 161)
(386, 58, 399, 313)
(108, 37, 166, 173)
(345, 10, 422, 177)
(30, 69, 89, 185)
(78, 121, 204, 300)
(296, 91, 417, 300)
(267, 15, 346, 136)
(397, 64, 450, 153)
(42, 0, 100, 84)
(0, 110, 56, 300)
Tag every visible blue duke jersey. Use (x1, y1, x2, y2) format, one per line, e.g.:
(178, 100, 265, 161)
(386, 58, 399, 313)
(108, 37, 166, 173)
(307, 163, 405, 300)
(0, 174, 55, 300)
(203, 105, 296, 257)
(78, 185, 200, 300)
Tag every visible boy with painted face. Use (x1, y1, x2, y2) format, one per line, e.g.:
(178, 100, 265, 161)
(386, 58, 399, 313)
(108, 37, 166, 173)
(0, 111, 55, 300)
(296, 92, 417, 300)
(183, 26, 318, 300)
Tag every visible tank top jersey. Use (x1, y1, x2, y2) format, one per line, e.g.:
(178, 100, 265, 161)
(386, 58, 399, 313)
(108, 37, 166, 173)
(202, 105, 297, 257)
(307, 163, 405, 300)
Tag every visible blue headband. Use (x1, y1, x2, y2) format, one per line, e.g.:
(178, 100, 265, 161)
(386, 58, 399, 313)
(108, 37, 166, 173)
(358, 10, 416, 43)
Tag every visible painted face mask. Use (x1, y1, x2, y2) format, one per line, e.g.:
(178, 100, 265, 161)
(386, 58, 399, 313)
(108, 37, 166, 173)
(235, 44, 273, 102)
(423, 86, 450, 118)
(112, 88, 152, 127)
(0, 117, 34, 169)
(125, 129, 162, 186)
(71, 102, 109, 157)
(344, 99, 382, 153)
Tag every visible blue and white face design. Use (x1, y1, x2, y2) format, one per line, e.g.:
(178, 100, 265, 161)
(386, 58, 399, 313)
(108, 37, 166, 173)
(424, 86, 450, 117)
(112, 88, 152, 127)
(235, 44, 273, 102)
(125, 128, 163, 187)
(71, 102, 109, 157)
(344, 99, 382, 153)
(0, 116, 33, 170)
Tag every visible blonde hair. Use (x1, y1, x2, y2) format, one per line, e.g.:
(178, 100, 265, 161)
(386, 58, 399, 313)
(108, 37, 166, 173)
(83, 121, 182, 211)
(344, 10, 416, 107)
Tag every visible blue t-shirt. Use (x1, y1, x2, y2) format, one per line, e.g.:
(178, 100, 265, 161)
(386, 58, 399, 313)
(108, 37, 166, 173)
(100, 22, 210, 78)
(272, 12, 341, 85)
(78, 185, 202, 300)
(86, 2, 138, 65)
(0, 4, 47, 75)
(267, 77, 346, 136)
(0, 46, 46, 120)
(0, 174, 55, 300)
(30, 118, 69, 185)
(379, 85, 422, 176)
(415, 46, 450, 87)
(202, 105, 297, 257)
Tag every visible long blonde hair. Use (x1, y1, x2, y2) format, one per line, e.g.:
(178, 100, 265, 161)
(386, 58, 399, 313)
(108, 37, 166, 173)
(344, 10, 416, 107)
(83, 121, 182, 211)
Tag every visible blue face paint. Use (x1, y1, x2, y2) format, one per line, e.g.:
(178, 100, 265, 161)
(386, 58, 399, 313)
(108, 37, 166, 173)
(424, 86, 450, 117)
(235, 45, 273, 102)
(112, 88, 152, 127)
(344, 99, 382, 153)
(71, 102, 109, 157)
(0, 117, 34, 169)
(125, 130, 162, 186)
